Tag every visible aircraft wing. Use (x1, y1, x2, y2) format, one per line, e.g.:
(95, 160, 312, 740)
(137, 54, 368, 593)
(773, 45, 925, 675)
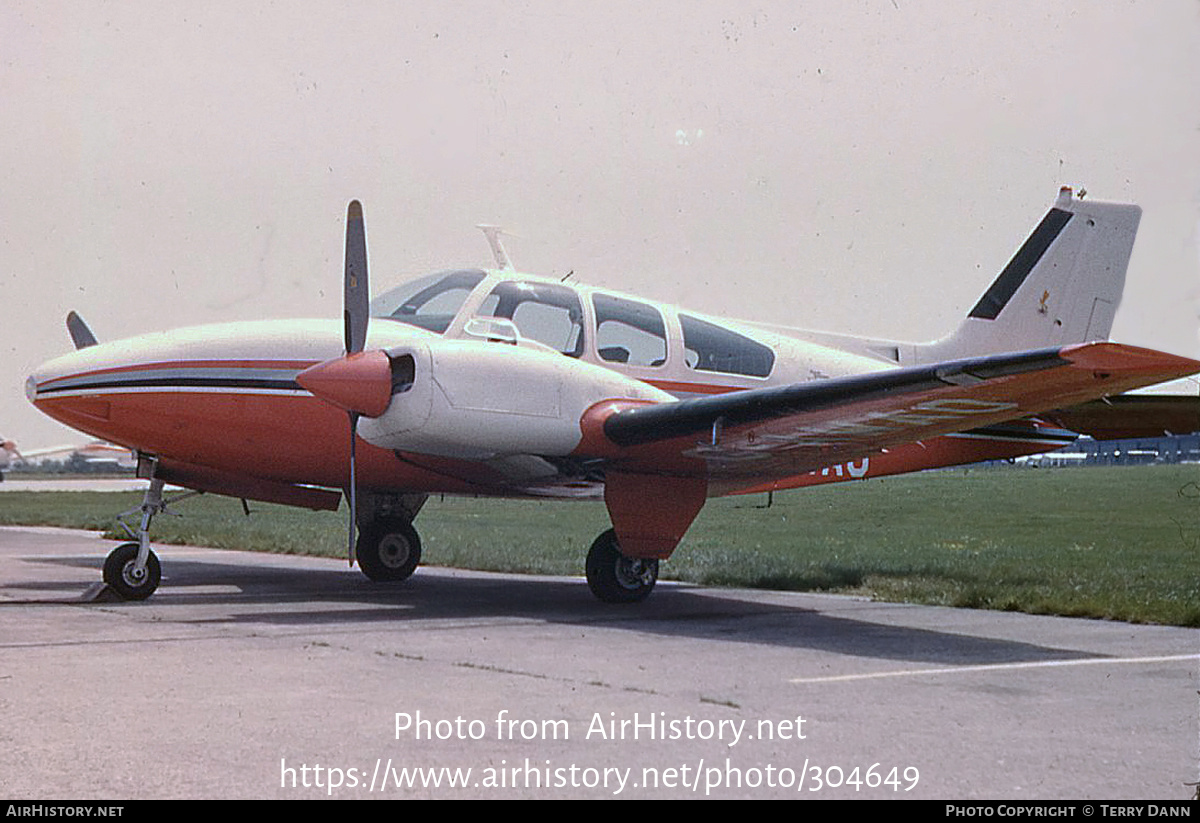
(590, 341, 1200, 480)
(12, 444, 86, 461)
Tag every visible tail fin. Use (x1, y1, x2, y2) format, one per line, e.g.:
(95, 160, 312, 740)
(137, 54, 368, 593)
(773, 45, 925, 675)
(921, 187, 1141, 361)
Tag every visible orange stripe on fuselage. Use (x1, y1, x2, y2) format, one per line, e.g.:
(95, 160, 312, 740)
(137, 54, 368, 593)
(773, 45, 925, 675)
(644, 379, 742, 396)
(33, 389, 489, 496)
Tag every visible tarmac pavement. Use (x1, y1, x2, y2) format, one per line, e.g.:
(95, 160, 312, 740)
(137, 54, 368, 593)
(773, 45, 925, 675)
(1, 525, 1196, 799)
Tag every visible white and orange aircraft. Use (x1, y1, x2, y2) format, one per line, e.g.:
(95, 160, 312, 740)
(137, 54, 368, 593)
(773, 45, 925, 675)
(0, 439, 135, 471)
(25, 187, 1200, 602)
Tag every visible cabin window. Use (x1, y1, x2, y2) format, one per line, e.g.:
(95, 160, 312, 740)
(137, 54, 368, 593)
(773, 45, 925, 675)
(680, 314, 774, 377)
(371, 269, 486, 334)
(592, 293, 667, 367)
(478, 281, 585, 357)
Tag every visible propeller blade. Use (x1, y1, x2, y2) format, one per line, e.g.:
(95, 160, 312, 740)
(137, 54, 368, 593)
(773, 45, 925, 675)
(341, 199, 369, 567)
(66, 311, 98, 350)
(344, 200, 369, 355)
(348, 411, 359, 566)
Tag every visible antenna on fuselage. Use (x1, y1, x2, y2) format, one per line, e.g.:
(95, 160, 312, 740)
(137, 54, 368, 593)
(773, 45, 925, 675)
(476, 224, 515, 272)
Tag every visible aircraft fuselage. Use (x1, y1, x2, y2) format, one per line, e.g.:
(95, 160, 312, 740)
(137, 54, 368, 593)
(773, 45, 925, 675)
(27, 271, 1072, 501)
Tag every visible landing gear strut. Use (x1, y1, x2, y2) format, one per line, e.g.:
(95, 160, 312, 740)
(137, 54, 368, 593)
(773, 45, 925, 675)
(105, 475, 168, 600)
(585, 528, 658, 603)
(102, 459, 200, 601)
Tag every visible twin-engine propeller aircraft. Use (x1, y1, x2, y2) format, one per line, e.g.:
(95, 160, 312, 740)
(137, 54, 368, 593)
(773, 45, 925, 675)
(26, 187, 1200, 602)
(0, 437, 130, 476)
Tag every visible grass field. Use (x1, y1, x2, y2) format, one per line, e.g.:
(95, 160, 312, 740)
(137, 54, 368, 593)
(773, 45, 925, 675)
(1, 464, 1197, 625)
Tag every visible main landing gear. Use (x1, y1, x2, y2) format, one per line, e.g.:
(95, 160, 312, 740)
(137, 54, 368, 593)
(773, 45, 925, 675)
(353, 492, 427, 584)
(356, 518, 422, 582)
(585, 528, 658, 604)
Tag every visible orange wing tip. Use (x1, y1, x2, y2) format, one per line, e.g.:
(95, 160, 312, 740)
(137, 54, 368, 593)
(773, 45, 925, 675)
(296, 351, 392, 417)
(1061, 342, 1200, 377)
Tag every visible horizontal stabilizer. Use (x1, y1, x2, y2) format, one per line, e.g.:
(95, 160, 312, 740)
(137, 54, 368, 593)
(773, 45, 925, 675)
(1043, 394, 1200, 439)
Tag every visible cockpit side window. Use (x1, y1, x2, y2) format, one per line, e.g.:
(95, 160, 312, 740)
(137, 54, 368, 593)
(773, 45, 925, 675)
(370, 269, 486, 334)
(477, 281, 585, 357)
(680, 313, 774, 378)
(592, 293, 667, 367)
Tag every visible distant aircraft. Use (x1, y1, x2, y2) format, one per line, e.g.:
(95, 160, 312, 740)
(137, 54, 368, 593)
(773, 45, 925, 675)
(0, 438, 21, 475)
(72, 441, 136, 468)
(25, 187, 1200, 601)
(0, 438, 83, 473)
(0, 439, 135, 473)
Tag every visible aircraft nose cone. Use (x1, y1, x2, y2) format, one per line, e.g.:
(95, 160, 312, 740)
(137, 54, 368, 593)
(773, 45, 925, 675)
(296, 350, 393, 417)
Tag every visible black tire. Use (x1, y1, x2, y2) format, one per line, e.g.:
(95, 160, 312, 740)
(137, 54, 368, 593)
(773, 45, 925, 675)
(357, 519, 422, 582)
(102, 542, 161, 601)
(585, 528, 658, 603)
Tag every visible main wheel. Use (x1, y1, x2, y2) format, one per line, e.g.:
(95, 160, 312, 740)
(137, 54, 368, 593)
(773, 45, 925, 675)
(357, 519, 422, 582)
(102, 542, 161, 601)
(586, 528, 658, 603)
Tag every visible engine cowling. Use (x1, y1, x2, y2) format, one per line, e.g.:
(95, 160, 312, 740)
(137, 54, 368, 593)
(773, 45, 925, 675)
(356, 339, 673, 460)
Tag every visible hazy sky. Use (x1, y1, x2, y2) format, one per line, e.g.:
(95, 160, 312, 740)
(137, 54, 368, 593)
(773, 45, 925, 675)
(3, 1, 1198, 445)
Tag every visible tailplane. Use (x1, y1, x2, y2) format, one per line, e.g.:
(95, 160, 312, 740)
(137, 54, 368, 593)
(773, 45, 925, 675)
(920, 187, 1141, 362)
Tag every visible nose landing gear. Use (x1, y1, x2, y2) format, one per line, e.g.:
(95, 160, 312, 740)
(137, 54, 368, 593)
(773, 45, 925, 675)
(102, 541, 161, 601)
(100, 460, 201, 601)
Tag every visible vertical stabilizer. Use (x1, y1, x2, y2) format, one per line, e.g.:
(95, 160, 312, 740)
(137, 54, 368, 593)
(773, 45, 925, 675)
(920, 187, 1141, 362)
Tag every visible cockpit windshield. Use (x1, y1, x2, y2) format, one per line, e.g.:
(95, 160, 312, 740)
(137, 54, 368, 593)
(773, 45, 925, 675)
(370, 269, 486, 333)
(476, 280, 585, 357)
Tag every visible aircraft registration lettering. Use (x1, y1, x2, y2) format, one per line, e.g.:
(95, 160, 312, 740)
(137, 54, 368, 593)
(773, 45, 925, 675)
(684, 397, 1019, 460)
(815, 458, 870, 478)
(788, 398, 1019, 440)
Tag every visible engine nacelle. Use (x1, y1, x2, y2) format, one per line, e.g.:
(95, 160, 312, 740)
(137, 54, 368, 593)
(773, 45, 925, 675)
(356, 339, 673, 459)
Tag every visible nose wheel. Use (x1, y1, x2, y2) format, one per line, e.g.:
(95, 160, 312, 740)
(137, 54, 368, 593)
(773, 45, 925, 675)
(586, 528, 658, 603)
(103, 542, 161, 601)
